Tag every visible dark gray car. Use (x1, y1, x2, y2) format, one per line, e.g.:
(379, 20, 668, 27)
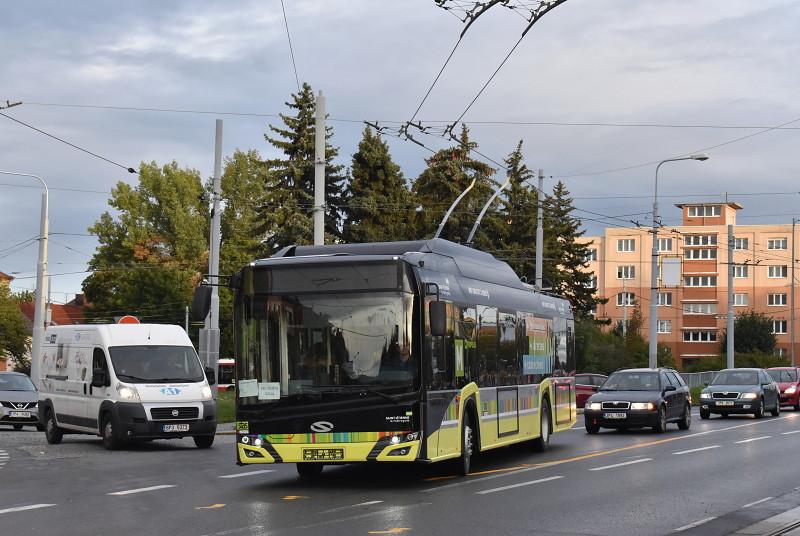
(0, 372, 41, 430)
(699, 368, 780, 419)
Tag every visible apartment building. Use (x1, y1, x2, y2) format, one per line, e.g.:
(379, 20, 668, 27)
(581, 202, 798, 370)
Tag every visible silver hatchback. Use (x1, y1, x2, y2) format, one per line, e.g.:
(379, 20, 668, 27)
(0, 372, 41, 431)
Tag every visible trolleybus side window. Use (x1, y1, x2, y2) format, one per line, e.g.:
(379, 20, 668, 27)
(498, 311, 518, 386)
(476, 305, 498, 387)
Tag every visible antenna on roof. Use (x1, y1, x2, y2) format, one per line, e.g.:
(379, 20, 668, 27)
(466, 177, 511, 246)
(433, 178, 477, 240)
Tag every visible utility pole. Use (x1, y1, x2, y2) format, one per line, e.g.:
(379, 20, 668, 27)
(199, 120, 222, 397)
(185, 306, 189, 334)
(313, 91, 326, 245)
(792, 218, 797, 366)
(727, 224, 735, 369)
(535, 169, 544, 290)
(622, 278, 628, 337)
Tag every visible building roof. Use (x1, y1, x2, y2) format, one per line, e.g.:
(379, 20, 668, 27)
(18, 302, 85, 328)
(0, 272, 13, 283)
(674, 201, 743, 210)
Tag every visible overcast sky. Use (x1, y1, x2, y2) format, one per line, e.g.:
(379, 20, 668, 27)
(1, 0, 798, 302)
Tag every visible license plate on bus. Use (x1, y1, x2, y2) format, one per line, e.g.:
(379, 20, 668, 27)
(716, 401, 735, 406)
(9, 411, 31, 418)
(302, 448, 344, 461)
(162, 424, 190, 432)
(603, 412, 627, 419)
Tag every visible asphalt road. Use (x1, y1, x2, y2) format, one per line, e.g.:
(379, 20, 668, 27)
(2, 409, 800, 536)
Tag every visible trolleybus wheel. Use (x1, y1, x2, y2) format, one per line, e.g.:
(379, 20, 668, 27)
(458, 416, 475, 476)
(296, 463, 323, 479)
(532, 399, 551, 452)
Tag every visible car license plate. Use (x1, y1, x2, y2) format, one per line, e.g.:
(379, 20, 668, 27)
(603, 412, 627, 419)
(302, 448, 344, 461)
(716, 401, 735, 406)
(162, 424, 190, 432)
(9, 411, 31, 418)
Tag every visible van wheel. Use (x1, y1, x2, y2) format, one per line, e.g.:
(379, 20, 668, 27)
(296, 463, 323, 479)
(101, 414, 123, 451)
(457, 414, 476, 476)
(44, 410, 63, 444)
(533, 399, 552, 452)
(193, 435, 214, 449)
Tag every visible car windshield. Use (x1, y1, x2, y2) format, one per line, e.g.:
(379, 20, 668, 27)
(768, 370, 797, 382)
(600, 372, 659, 391)
(711, 370, 758, 386)
(0, 374, 35, 391)
(108, 346, 205, 383)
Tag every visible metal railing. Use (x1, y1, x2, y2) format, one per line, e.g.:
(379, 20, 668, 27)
(678, 371, 718, 388)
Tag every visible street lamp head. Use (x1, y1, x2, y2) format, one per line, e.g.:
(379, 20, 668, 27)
(690, 153, 709, 161)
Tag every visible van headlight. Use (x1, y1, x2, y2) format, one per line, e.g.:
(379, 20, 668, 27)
(116, 383, 140, 402)
(200, 385, 213, 400)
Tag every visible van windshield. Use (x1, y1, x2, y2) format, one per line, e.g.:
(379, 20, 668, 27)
(108, 346, 205, 383)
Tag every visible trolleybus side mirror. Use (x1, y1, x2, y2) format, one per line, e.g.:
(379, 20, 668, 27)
(205, 366, 216, 386)
(424, 282, 439, 297)
(429, 301, 447, 337)
(192, 286, 212, 321)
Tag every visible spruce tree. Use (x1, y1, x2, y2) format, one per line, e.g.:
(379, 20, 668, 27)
(342, 127, 413, 243)
(412, 125, 497, 244)
(542, 181, 603, 317)
(497, 141, 538, 281)
(256, 83, 346, 253)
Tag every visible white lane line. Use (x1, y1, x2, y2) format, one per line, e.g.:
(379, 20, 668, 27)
(782, 430, 800, 435)
(107, 485, 176, 496)
(218, 470, 275, 479)
(674, 516, 717, 532)
(0, 504, 56, 515)
(589, 458, 652, 471)
(672, 445, 721, 455)
(476, 475, 564, 495)
(743, 496, 773, 508)
(735, 436, 771, 444)
(320, 500, 384, 514)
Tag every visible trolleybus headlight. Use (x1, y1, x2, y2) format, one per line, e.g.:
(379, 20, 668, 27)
(405, 432, 419, 442)
(241, 436, 250, 444)
(390, 435, 401, 445)
(253, 437, 263, 448)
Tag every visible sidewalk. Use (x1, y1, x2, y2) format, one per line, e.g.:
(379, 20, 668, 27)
(216, 421, 236, 435)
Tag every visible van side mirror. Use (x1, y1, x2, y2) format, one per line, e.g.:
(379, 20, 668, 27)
(424, 282, 440, 297)
(429, 301, 447, 337)
(205, 366, 216, 386)
(192, 286, 212, 321)
(91, 369, 108, 388)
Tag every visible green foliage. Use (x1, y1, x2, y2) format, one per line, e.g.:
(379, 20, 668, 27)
(343, 127, 413, 243)
(720, 311, 777, 354)
(0, 285, 31, 373)
(497, 141, 537, 282)
(82, 161, 208, 327)
(685, 351, 789, 373)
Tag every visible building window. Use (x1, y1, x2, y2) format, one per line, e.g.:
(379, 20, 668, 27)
(774, 348, 788, 357)
(617, 239, 635, 252)
(616, 292, 635, 306)
(585, 275, 597, 289)
(773, 320, 788, 334)
(657, 292, 672, 306)
(768, 265, 788, 278)
(683, 330, 718, 342)
(584, 248, 598, 262)
(733, 293, 748, 306)
(733, 264, 748, 278)
(588, 306, 597, 317)
(768, 294, 788, 306)
(684, 275, 717, 287)
(657, 320, 672, 334)
(683, 303, 717, 315)
(684, 234, 717, 246)
(688, 205, 721, 217)
(768, 238, 788, 250)
(657, 238, 672, 252)
(617, 265, 635, 279)
(734, 237, 749, 250)
(685, 248, 717, 260)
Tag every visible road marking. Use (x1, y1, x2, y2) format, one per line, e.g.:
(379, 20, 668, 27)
(743, 496, 773, 508)
(672, 445, 720, 455)
(674, 516, 717, 532)
(368, 529, 411, 534)
(467, 465, 527, 476)
(107, 485, 176, 496)
(283, 495, 308, 501)
(782, 430, 800, 435)
(320, 500, 384, 514)
(589, 458, 652, 471)
(196, 504, 226, 510)
(735, 436, 771, 444)
(0, 504, 56, 515)
(476, 475, 564, 495)
(218, 470, 274, 479)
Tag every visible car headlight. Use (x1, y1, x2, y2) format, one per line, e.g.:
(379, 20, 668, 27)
(116, 382, 140, 402)
(700, 392, 712, 399)
(631, 402, 655, 411)
(587, 402, 602, 411)
(200, 385, 213, 400)
(739, 392, 758, 400)
(786, 386, 797, 394)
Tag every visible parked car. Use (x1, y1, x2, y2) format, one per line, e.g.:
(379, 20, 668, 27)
(699, 368, 780, 419)
(575, 373, 608, 409)
(767, 367, 800, 411)
(584, 368, 691, 434)
(0, 371, 42, 430)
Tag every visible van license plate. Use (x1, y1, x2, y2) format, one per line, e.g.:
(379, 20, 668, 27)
(603, 412, 627, 419)
(9, 411, 31, 418)
(716, 401, 734, 406)
(162, 424, 190, 432)
(302, 448, 344, 461)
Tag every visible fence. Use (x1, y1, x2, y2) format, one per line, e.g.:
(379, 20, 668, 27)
(678, 371, 718, 388)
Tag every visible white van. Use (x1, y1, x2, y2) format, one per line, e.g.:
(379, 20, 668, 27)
(37, 324, 217, 450)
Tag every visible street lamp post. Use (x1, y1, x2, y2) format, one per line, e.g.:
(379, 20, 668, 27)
(0, 171, 48, 387)
(648, 154, 708, 368)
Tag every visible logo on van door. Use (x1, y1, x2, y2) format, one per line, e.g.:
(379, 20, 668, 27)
(160, 387, 182, 396)
(310, 421, 334, 433)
